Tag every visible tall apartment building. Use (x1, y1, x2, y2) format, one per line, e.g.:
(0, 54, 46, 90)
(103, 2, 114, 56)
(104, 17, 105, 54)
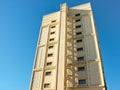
(29, 2, 107, 90)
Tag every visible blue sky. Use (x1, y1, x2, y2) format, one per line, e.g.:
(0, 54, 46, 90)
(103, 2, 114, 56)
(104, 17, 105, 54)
(0, 0, 120, 90)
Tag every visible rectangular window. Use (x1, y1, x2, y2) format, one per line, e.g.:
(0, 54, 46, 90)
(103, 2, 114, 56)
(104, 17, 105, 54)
(44, 83, 50, 88)
(78, 66, 85, 71)
(48, 53, 53, 57)
(49, 38, 54, 41)
(51, 20, 56, 23)
(45, 71, 51, 76)
(79, 79, 86, 84)
(49, 45, 53, 49)
(76, 39, 82, 43)
(51, 26, 56, 28)
(75, 19, 81, 22)
(75, 13, 80, 16)
(50, 32, 55, 34)
(46, 62, 52, 66)
(77, 56, 84, 61)
(76, 32, 82, 35)
(77, 47, 83, 51)
(76, 25, 81, 28)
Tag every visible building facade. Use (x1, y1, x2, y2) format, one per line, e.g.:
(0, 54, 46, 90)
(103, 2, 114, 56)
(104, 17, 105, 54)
(29, 2, 107, 90)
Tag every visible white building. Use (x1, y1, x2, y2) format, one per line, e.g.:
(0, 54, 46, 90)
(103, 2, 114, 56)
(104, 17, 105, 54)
(29, 2, 107, 90)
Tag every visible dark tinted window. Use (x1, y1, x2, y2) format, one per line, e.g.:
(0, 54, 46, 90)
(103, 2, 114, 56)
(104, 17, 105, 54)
(77, 48, 83, 51)
(45, 71, 51, 75)
(77, 57, 84, 61)
(48, 53, 53, 57)
(76, 25, 81, 28)
(51, 20, 56, 23)
(75, 13, 80, 16)
(49, 38, 54, 41)
(49, 45, 53, 49)
(51, 26, 55, 28)
(75, 19, 81, 22)
(79, 79, 86, 84)
(44, 83, 50, 88)
(46, 62, 52, 66)
(76, 32, 82, 35)
(78, 67, 85, 71)
(50, 32, 55, 34)
(76, 39, 82, 43)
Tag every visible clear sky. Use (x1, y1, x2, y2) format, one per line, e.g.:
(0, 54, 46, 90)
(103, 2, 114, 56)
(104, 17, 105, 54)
(0, 0, 120, 90)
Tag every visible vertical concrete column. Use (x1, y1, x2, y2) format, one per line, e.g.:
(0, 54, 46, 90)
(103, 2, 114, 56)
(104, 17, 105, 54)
(57, 3, 68, 90)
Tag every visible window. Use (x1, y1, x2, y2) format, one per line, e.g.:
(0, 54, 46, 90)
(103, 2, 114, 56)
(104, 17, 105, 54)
(75, 19, 81, 22)
(77, 47, 83, 51)
(49, 38, 54, 41)
(46, 62, 52, 66)
(50, 31, 55, 34)
(76, 32, 82, 35)
(76, 25, 81, 28)
(49, 45, 53, 49)
(48, 53, 53, 57)
(79, 79, 86, 84)
(51, 26, 56, 28)
(44, 83, 50, 88)
(45, 71, 51, 76)
(75, 13, 80, 16)
(51, 20, 56, 23)
(76, 39, 82, 43)
(77, 56, 84, 61)
(78, 66, 85, 71)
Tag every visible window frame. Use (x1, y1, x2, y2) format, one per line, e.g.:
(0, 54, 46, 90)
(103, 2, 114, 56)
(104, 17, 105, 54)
(49, 38, 54, 41)
(77, 47, 83, 51)
(75, 13, 80, 16)
(76, 25, 81, 28)
(48, 45, 54, 49)
(45, 71, 52, 76)
(76, 39, 82, 43)
(77, 56, 84, 61)
(50, 31, 55, 34)
(46, 62, 52, 66)
(48, 53, 53, 57)
(76, 32, 82, 35)
(79, 79, 86, 85)
(78, 66, 85, 71)
(51, 26, 56, 28)
(75, 19, 81, 22)
(44, 83, 50, 88)
(51, 20, 56, 23)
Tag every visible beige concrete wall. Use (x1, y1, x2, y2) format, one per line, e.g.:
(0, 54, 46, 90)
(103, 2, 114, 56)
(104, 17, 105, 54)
(31, 71, 43, 90)
(30, 11, 61, 90)
(30, 26, 49, 90)
(30, 2, 106, 90)
(66, 2, 106, 90)
(69, 87, 106, 90)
